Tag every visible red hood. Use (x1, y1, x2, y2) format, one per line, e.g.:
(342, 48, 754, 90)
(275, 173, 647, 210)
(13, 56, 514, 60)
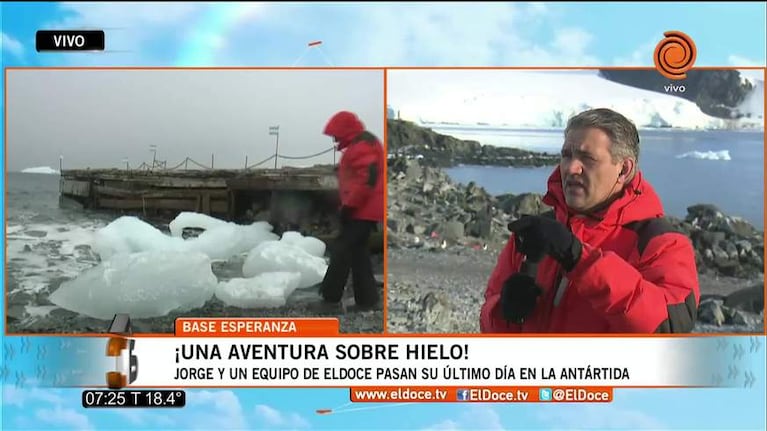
(542, 167, 664, 226)
(323, 111, 365, 150)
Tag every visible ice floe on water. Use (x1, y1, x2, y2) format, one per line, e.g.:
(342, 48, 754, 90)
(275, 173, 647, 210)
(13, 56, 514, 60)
(675, 150, 732, 161)
(28, 212, 332, 319)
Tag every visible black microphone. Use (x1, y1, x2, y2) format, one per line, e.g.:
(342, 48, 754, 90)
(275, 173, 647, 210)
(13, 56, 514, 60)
(520, 257, 539, 280)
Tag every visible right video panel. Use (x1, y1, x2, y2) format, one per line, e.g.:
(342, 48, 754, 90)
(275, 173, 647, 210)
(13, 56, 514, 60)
(386, 68, 765, 335)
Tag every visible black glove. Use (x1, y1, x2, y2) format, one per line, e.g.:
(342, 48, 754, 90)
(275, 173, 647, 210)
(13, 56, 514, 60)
(339, 206, 353, 223)
(508, 216, 582, 272)
(500, 273, 543, 324)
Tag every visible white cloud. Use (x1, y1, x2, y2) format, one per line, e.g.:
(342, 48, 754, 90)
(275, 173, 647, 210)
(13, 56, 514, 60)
(422, 419, 459, 430)
(540, 403, 666, 429)
(422, 405, 503, 431)
(37, 3, 601, 67)
(613, 39, 657, 66)
(2, 384, 65, 408)
(729, 55, 766, 67)
(42, 2, 205, 65)
(186, 390, 248, 429)
(228, 2, 267, 25)
(2, 32, 25, 59)
(35, 405, 93, 430)
(107, 390, 247, 429)
(214, 3, 598, 67)
(3, 385, 94, 430)
(254, 404, 310, 429)
(353, 4, 598, 66)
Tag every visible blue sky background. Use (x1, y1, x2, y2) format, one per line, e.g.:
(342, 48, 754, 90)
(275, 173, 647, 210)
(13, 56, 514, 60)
(1, 2, 766, 430)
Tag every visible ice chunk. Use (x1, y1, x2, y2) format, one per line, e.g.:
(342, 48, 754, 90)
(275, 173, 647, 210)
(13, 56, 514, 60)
(185, 224, 279, 261)
(186, 224, 248, 261)
(242, 241, 328, 288)
(91, 216, 186, 260)
(168, 212, 230, 237)
(280, 231, 327, 257)
(167, 212, 280, 260)
(92, 214, 280, 262)
(48, 251, 218, 319)
(215, 272, 301, 308)
(236, 224, 280, 254)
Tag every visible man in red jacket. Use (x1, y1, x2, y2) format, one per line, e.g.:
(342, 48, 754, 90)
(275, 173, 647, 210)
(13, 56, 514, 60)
(319, 111, 384, 308)
(480, 108, 700, 333)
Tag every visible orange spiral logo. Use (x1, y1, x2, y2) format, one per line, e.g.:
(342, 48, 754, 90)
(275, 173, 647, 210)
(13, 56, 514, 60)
(654, 31, 697, 80)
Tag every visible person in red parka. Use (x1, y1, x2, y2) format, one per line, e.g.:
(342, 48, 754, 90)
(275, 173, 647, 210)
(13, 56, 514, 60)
(480, 108, 700, 333)
(319, 111, 384, 308)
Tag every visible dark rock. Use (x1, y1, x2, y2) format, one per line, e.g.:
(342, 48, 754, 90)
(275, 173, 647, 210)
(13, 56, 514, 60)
(387, 219, 399, 233)
(723, 285, 764, 314)
(597, 70, 755, 120)
(388, 119, 560, 168)
(698, 299, 726, 326)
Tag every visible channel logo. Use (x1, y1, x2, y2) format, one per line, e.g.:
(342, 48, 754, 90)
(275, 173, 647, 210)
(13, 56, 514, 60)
(539, 388, 552, 401)
(106, 314, 138, 389)
(653, 30, 696, 80)
(456, 389, 470, 401)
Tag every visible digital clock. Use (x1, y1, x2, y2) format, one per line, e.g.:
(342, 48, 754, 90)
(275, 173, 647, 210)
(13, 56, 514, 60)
(82, 390, 186, 408)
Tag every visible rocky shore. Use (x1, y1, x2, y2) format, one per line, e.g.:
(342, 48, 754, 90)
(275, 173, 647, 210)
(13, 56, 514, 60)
(387, 119, 560, 167)
(387, 158, 764, 334)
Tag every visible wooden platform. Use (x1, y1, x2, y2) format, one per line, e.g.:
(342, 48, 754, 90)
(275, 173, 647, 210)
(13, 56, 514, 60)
(59, 167, 338, 219)
(59, 166, 384, 252)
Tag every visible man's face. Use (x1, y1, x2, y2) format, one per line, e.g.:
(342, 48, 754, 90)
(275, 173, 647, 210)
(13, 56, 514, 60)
(559, 127, 624, 212)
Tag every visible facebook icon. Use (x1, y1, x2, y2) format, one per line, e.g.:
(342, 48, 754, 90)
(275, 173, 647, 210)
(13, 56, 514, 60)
(456, 389, 470, 401)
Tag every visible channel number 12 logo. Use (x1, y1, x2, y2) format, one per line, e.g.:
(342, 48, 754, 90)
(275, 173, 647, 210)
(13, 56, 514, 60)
(106, 336, 138, 389)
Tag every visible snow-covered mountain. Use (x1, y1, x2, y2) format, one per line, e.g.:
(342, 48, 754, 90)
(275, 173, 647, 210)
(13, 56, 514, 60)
(387, 70, 764, 130)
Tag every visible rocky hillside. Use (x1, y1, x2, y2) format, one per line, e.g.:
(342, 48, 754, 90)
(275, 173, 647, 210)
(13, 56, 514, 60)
(387, 119, 559, 168)
(598, 69, 756, 119)
(387, 158, 765, 333)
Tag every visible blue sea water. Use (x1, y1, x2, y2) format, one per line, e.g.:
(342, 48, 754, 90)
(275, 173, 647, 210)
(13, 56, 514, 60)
(439, 127, 765, 229)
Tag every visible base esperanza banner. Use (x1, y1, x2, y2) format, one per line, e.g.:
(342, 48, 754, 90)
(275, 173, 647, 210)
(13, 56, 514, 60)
(46, 336, 753, 388)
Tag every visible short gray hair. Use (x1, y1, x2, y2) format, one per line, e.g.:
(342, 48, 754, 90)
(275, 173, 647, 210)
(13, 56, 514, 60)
(564, 108, 640, 167)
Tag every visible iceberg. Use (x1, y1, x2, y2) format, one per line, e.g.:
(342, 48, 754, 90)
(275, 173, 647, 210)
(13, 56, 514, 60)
(21, 166, 60, 175)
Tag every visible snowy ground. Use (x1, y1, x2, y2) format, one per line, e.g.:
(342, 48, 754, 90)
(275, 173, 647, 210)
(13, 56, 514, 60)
(387, 69, 764, 130)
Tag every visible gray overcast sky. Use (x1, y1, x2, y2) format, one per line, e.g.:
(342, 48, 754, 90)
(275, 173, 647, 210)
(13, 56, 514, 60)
(6, 69, 384, 172)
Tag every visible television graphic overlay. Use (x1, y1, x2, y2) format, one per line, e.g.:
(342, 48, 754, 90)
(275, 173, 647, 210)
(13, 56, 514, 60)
(1, 2, 766, 430)
(385, 65, 765, 335)
(654, 30, 697, 80)
(105, 314, 138, 389)
(4, 67, 386, 335)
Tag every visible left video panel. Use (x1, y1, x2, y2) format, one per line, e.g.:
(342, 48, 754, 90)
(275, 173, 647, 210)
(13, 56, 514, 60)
(4, 68, 386, 335)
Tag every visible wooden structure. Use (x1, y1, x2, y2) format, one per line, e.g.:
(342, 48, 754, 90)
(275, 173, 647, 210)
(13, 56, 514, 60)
(59, 167, 335, 217)
(59, 166, 383, 252)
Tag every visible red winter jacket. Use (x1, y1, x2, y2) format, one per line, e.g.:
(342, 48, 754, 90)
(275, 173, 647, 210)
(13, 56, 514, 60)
(480, 167, 700, 333)
(323, 111, 384, 222)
